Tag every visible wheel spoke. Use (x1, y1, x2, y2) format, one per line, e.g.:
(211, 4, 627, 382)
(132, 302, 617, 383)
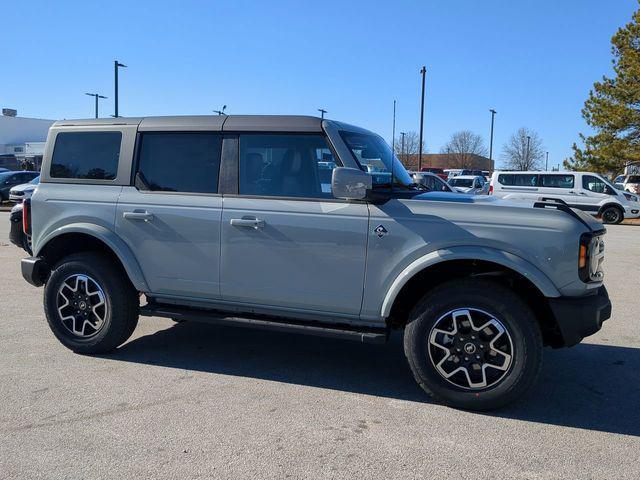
(56, 274, 108, 339)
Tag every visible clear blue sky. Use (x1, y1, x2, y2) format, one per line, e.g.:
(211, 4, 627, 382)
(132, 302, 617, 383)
(2, 0, 638, 167)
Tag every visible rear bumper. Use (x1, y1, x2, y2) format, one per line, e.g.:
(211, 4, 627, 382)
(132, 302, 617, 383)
(21, 256, 49, 287)
(548, 286, 611, 346)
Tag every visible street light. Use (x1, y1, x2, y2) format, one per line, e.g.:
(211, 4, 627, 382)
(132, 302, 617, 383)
(213, 105, 227, 115)
(526, 135, 531, 168)
(489, 109, 497, 165)
(85, 93, 107, 119)
(545, 151, 549, 171)
(114, 60, 127, 118)
(418, 66, 426, 170)
(400, 132, 406, 163)
(318, 108, 327, 119)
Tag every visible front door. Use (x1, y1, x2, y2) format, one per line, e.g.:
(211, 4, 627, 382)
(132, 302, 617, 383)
(116, 132, 223, 299)
(578, 174, 615, 213)
(220, 133, 369, 316)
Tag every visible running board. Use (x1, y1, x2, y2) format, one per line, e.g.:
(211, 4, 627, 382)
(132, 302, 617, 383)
(139, 303, 388, 344)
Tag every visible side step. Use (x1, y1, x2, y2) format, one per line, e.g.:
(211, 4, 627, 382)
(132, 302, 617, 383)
(140, 303, 389, 344)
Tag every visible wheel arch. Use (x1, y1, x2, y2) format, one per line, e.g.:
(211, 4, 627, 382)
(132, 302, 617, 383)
(597, 202, 624, 216)
(35, 224, 149, 292)
(382, 248, 564, 347)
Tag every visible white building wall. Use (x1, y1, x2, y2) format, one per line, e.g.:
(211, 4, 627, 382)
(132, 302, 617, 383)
(0, 116, 54, 146)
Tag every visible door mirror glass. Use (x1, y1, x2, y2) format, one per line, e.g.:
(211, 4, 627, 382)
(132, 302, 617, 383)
(331, 167, 372, 200)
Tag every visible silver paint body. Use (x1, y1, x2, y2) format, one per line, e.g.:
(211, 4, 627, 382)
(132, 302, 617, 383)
(31, 115, 604, 327)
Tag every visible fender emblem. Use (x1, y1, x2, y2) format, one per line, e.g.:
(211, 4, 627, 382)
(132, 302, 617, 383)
(374, 225, 388, 238)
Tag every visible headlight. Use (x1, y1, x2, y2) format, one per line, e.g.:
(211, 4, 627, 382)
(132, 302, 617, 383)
(579, 233, 605, 283)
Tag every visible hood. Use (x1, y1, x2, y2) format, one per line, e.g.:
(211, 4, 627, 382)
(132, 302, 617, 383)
(452, 186, 474, 193)
(10, 183, 37, 194)
(409, 191, 603, 233)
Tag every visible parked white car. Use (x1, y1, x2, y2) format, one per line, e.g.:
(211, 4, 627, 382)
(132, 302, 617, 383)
(614, 174, 640, 194)
(411, 172, 455, 192)
(489, 171, 640, 224)
(448, 175, 489, 195)
(9, 175, 40, 203)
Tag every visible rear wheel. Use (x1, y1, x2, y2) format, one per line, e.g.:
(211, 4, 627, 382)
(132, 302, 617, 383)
(601, 206, 623, 224)
(44, 252, 139, 354)
(404, 279, 542, 411)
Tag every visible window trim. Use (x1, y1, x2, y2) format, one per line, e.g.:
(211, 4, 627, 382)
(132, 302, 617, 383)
(132, 130, 224, 196)
(233, 131, 344, 201)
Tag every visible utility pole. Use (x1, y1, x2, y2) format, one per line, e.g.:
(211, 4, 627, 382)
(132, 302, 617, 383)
(85, 93, 107, 119)
(489, 109, 497, 165)
(526, 135, 531, 169)
(545, 151, 549, 171)
(318, 108, 327, 119)
(418, 66, 426, 171)
(400, 132, 406, 164)
(114, 60, 127, 118)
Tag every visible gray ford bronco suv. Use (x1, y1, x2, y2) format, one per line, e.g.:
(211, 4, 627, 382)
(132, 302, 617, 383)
(20, 115, 611, 410)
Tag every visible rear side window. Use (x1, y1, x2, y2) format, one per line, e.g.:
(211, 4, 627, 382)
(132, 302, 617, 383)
(497, 174, 539, 187)
(136, 133, 222, 194)
(239, 134, 338, 198)
(51, 132, 121, 180)
(628, 175, 640, 183)
(539, 174, 574, 188)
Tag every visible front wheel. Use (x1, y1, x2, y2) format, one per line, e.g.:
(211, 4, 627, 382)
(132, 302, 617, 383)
(600, 206, 623, 224)
(404, 279, 542, 411)
(43, 252, 139, 354)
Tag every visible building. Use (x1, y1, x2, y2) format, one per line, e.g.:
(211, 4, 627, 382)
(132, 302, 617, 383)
(0, 110, 54, 171)
(399, 153, 495, 172)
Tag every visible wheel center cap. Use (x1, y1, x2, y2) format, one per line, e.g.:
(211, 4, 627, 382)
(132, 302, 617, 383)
(78, 301, 87, 310)
(463, 342, 476, 354)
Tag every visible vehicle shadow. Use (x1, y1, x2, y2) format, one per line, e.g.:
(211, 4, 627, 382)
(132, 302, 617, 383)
(109, 321, 640, 437)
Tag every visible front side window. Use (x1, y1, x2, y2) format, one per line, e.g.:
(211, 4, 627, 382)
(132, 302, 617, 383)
(582, 175, 609, 194)
(137, 133, 222, 193)
(51, 131, 121, 180)
(540, 174, 574, 188)
(239, 134, 338, 198)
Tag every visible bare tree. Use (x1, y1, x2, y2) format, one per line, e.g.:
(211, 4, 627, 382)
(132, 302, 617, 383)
(440, 130, 488, 168)
(501, 127, 545, 170)
(393, 131, 426, 163)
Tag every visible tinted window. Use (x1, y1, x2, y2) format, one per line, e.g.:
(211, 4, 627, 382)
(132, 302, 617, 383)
(51, 132, 121, 180)
(540, 174, 574, 188)
(628, 175, 640, 183)
(582, 175, 609, 194)
(239, 134, 338, 198)
(497, 174, 539, 187)
(137, 133, 222, 193)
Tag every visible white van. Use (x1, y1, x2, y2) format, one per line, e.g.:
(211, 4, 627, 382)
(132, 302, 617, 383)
(489, 171, 640, 224)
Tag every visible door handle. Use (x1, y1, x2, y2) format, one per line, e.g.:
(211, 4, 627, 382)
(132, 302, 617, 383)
(123, 210, 154, 222)
(230, 218, 265, 229)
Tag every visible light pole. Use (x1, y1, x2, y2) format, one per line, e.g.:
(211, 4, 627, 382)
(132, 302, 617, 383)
(114, 60, 127, 118)
(213, 105, 227, 115)
(526, 135, 531, 169)
(318, 108, 327, 119)
(400, 132, 406, 163)
(545, 151, 549, 171)
(418, 66, 426, 170)
(489, 109, 497, 165)
(85, 93, 107, 119)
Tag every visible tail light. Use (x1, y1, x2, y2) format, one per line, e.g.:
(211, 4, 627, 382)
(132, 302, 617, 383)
(23, 198, 31, 236)
(489, 184, 494, 195)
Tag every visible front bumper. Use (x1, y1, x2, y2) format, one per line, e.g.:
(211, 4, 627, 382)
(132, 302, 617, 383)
(21, 256, 49, 287)
(548, 286, 611, 346)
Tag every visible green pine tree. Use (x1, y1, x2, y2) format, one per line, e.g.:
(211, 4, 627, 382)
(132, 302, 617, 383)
(565, 3, 640, 175)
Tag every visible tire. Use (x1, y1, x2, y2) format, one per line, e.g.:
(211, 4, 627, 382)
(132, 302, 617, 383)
(404, 279, 542, 411)
(600, 206, 623, 225)
(43, 252, 139, 354)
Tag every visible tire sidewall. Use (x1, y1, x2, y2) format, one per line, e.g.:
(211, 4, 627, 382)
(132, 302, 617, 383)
(601, 206, 622, 224)
(405, 282, 541, 410)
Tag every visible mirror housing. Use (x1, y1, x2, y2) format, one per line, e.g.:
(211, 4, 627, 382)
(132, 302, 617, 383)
(331, 167, 372, 200)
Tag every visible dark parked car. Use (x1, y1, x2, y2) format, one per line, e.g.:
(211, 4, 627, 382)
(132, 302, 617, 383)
(9, 202, 31, 253)
(0, 171, 39, 201)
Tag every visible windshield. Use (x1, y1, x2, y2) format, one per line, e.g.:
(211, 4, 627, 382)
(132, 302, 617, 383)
(30, 176, 40, 185)
(450, 178, 474, 188)
(339, 131, 414, 189)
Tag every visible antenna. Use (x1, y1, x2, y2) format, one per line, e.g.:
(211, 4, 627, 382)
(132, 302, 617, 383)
(391, 100, 396, 194)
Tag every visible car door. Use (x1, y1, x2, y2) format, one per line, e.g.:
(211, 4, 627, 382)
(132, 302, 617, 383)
(219, 133, 369, 317)
(578, 174, 617, 213)
(537, 174, 579, 205)
(116, 131, 224, 299)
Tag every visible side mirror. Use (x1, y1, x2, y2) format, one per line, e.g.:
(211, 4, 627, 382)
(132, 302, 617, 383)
(331, 167, 372, 200)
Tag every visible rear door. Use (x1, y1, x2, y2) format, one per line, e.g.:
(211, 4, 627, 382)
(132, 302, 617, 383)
(219, 133, 369, 316)
(116, 131, 223, 299)
(537, 173, 579, 204)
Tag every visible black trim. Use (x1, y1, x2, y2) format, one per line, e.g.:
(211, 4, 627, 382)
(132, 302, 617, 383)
(219, 134, 239, 195)
(21, 256, 49, 287)
(140, 302, 388, 344)
(548, 286, 611, 346)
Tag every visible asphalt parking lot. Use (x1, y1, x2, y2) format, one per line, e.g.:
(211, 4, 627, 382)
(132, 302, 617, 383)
(0, 212, 638, 479)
